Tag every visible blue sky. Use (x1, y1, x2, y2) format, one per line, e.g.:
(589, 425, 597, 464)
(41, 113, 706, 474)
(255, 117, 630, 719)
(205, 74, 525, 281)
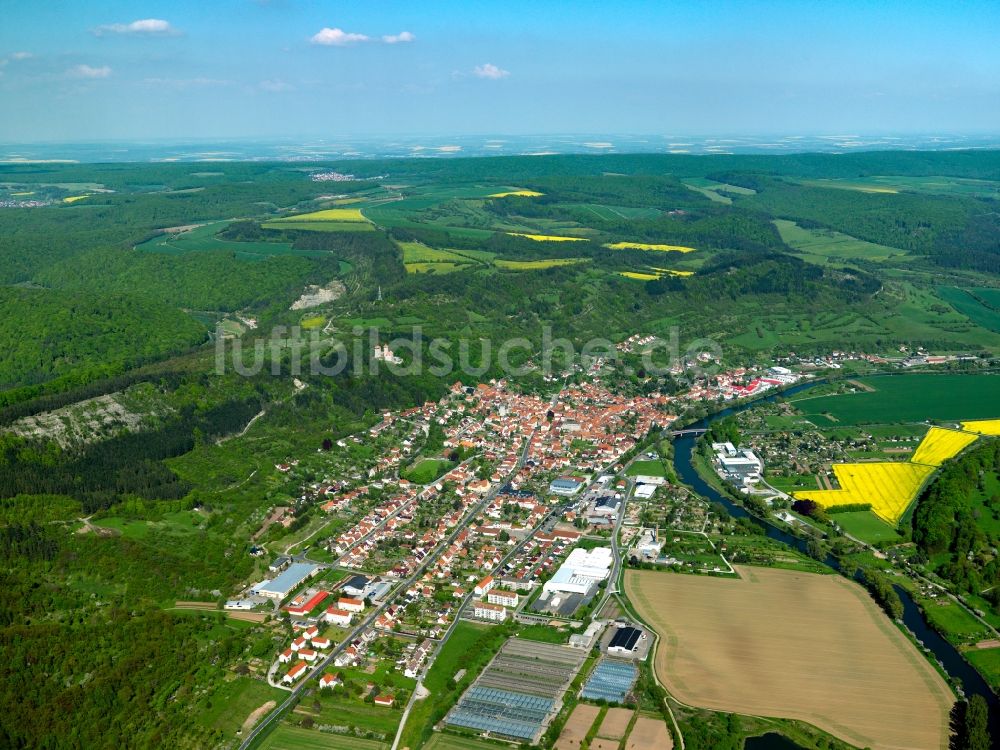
(1, 0, 998, 141)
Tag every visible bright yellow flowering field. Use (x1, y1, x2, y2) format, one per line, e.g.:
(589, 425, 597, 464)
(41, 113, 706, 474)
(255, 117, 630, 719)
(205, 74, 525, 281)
(909, 427, 978, 466)
(961, 419, 1000, 435)
(796, 462, 935, 524)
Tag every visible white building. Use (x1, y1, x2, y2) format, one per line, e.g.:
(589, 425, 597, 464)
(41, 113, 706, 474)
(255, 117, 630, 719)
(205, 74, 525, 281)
(473, 575, 495, 597)
(712, 442, 763, 479)
(487, 589, 519, 608)
(543, 546, 613, 595)
(325, 607, 354, 627)
(473, 601, 508, 622)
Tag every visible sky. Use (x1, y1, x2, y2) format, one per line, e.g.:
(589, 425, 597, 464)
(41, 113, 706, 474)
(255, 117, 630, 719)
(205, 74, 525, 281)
(1, 0, 998, 142)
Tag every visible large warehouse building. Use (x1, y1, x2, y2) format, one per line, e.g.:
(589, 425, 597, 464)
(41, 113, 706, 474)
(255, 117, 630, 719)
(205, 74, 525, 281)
(543, 547, 613, 595)
(253, 563, 320, 601)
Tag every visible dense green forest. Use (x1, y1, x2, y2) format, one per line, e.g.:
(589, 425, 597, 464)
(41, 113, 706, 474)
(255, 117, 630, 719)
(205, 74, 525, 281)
(912, 439, 1000, 601)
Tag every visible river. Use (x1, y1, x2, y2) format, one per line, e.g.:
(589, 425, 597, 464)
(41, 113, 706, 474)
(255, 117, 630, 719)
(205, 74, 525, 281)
(669, 380, 1000, 737)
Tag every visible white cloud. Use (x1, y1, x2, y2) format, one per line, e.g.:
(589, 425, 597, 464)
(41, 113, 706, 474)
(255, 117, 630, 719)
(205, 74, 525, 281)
(94, 19, 178, 37)
(69, 64, 112, 79)
(382, 31, 415, 44)
(310, 27, 369, 46)
(473, 63, 509, 80)
(260, 78, 294, 92)
(9, 51, 33, 60)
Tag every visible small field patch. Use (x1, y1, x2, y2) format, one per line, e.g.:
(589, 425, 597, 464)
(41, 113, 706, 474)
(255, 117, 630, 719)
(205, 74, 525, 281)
(507, 232, 587, 242)
(489, 189, 544, 198)
(496, 258, 587, 270)
(272, 208, 370, 223)
(605, 242, 696, 253)
(553, 703, 600, 750)
(625, 716, 672, 750)
(962, 419, 1000, 435)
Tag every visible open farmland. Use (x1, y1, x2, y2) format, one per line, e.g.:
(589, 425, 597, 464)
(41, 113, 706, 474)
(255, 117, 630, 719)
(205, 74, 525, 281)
(489, 189, 544, 198)
(909, 426, 978, 465)
(506, 232, 588, 242)
(605, 242, 696, 252)
(495, 258, 588, 270)
(774, 219, 909, 264)
(271, 207, 370, 222)
(963, 419, 1000, 435)
(258, 724, 386, 750)
(553, 703, 600, 750)
(795, 461, 934, 523)
(791, 375, 1000, 424)
(626, 568, 953, 750)
(625, 716, 672, 750)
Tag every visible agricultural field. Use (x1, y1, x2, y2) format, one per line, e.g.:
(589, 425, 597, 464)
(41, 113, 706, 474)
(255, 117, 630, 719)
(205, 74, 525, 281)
(963, 647, 1000, 692)
(962, 419, 1000, 435)
(554, 703, 600, 750)
(790, 375, 1000, 424)
(272, 208, 370, 223)
(936, 287, 1000, 334)
(506, 232, 588, 242)
(795, 461, 934, 523)
(625, 715, 673, 750)
(604, 242, 695, 252)
(909, 426, 978, 466)
(626, 568, 954, 750)
(774, 219, 909, 264)
(488, 189, 544, 198)
(135, 221, 306, 258)
(832, 510, 901, 544)
(799, 175, 1000, 199)
(258, 724, 387, 750)
(495, 258, 588, 270)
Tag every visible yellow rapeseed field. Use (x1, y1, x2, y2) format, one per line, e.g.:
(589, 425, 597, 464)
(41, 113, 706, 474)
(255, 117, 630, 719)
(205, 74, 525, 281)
(619, 271, 661, 281)
(273, 208, 369, 222)
(507, 232, 587, 242)
(496, 258, 586, 270)
(910, 426, 978, 466)
(649, 267, 695, 277)
(489, 190, 544, 198)
(961, 419, 1000, 435)
(605, 242, 697, 252)
(795, 462, 934, 524)
(62, 195, 91, 203)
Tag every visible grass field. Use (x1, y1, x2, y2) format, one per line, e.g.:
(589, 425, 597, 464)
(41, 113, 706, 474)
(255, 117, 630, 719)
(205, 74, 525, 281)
(423, 734, 511, 750)
(791, 375, 1000, 424)
(258, 724, 387, 750)
(195, 678, 285, 737)
(135, 222, 308, 257)
(963, 647, 1000, 691)
(919, 598, 990, 641)
(832, 510, 901, 544)
(261, 221, 375, 233)
(774, 219, 908, 264)
(626, 567, 953, 750)
(936, 287, 1000, 333)
(626, 459, 669, 477)
(570, 203, 661, 220)
(403, 458, 455, 484)
(799, 175, 1000, 199)
(909, 426, 978, 466)
(795, 461, 934, 523)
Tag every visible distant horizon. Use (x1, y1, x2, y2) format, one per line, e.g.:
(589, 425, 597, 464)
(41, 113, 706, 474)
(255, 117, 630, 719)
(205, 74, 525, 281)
(3, 132, 1000, 163)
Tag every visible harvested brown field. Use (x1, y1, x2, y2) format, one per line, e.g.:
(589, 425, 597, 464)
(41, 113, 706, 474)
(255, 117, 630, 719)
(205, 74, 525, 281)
(625, 716, 672, 750)
(589, 740, 619, 750)
(626, 567, 953, 750)
(554, 703, 600, 750)
(596, 708, 633, 739)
